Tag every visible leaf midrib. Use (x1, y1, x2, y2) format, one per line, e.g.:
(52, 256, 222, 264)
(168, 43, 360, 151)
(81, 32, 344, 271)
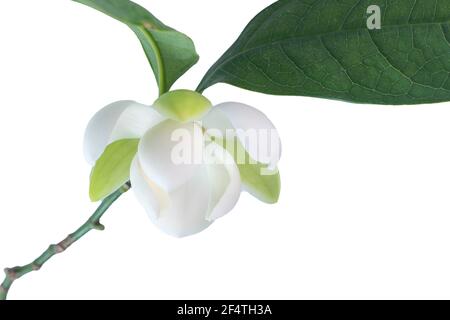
(204, 20, 450, 87)
(133, 25, 166, 95)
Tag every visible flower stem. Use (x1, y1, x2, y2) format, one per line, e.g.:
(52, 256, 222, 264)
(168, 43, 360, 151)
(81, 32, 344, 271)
(0, 182, 131, 300)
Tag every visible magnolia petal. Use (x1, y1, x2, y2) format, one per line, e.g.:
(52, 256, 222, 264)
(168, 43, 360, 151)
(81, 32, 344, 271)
(130, 157, 163, 221)
(202, 102, 282, 169)
(132, 156, 213, 238)
(138, 119, 204, 191)
(204, 142, 241, 221)
(84, 101, 164, 165)
(158, 167, 213, 237)
(84, 101, 130, 165)
(110, 104, 165, 142)
(153, 89, 213, 123)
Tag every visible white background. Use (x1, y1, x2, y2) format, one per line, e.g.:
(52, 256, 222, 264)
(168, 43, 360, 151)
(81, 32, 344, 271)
(1, 0, 450, 300)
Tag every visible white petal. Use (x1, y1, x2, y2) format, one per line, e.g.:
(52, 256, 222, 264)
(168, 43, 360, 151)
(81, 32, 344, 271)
(159, 167, 213, 237)
(138, 120, 204, 191)
(130, 156, 163, 220)
(84, 101, 130, 165)
(110, 104, 165, 141)
(83, 101, 164, 165)
(202, 102, 282, 169)
(132, 156, 213, 238)
(204, 142, 241, 221)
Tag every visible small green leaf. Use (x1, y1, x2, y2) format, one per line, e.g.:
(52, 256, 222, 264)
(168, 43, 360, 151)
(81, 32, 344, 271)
(153, 89, 212, 123)
(90, 139, 139, 202)
(215, 137, 280, 204)
(198, 0, 450, 105)
(73, 0, 199, 95)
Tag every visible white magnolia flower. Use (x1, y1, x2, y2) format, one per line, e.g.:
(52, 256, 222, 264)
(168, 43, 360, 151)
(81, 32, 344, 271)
(84, 90, 281, 237)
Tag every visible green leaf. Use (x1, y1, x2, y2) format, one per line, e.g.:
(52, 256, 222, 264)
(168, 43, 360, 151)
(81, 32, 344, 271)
(74, 0, 199, 95)
(216, 137, 281, 204)
(198, 0, 450, 105)
(153, 89, 212, 123)
(90, 139, 139, 202)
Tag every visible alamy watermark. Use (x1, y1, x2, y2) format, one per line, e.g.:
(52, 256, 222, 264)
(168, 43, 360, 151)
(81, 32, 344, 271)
(169, 122, 280, 176)
(367, 5, 381, 30)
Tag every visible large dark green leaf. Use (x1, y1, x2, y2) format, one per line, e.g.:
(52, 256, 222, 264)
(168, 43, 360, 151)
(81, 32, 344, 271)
(198, 0, 450, 105)
(74, 0, 199, 95)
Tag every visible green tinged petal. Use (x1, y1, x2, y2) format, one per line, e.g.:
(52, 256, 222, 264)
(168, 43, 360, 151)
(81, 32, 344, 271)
(90, 139, 139, 202)
(238, 160, 281, 205)
(153, 90, 212, 123)
(215, 136, 280, 204)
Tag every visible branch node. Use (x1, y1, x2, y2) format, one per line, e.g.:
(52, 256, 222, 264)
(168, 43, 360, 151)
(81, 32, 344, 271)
(92, 222, 105, 231)
(50, 244, 64, 254)
(31, 263, 41, 271)
(4, 268, 17, 280)
(123, 182, 132, 191)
